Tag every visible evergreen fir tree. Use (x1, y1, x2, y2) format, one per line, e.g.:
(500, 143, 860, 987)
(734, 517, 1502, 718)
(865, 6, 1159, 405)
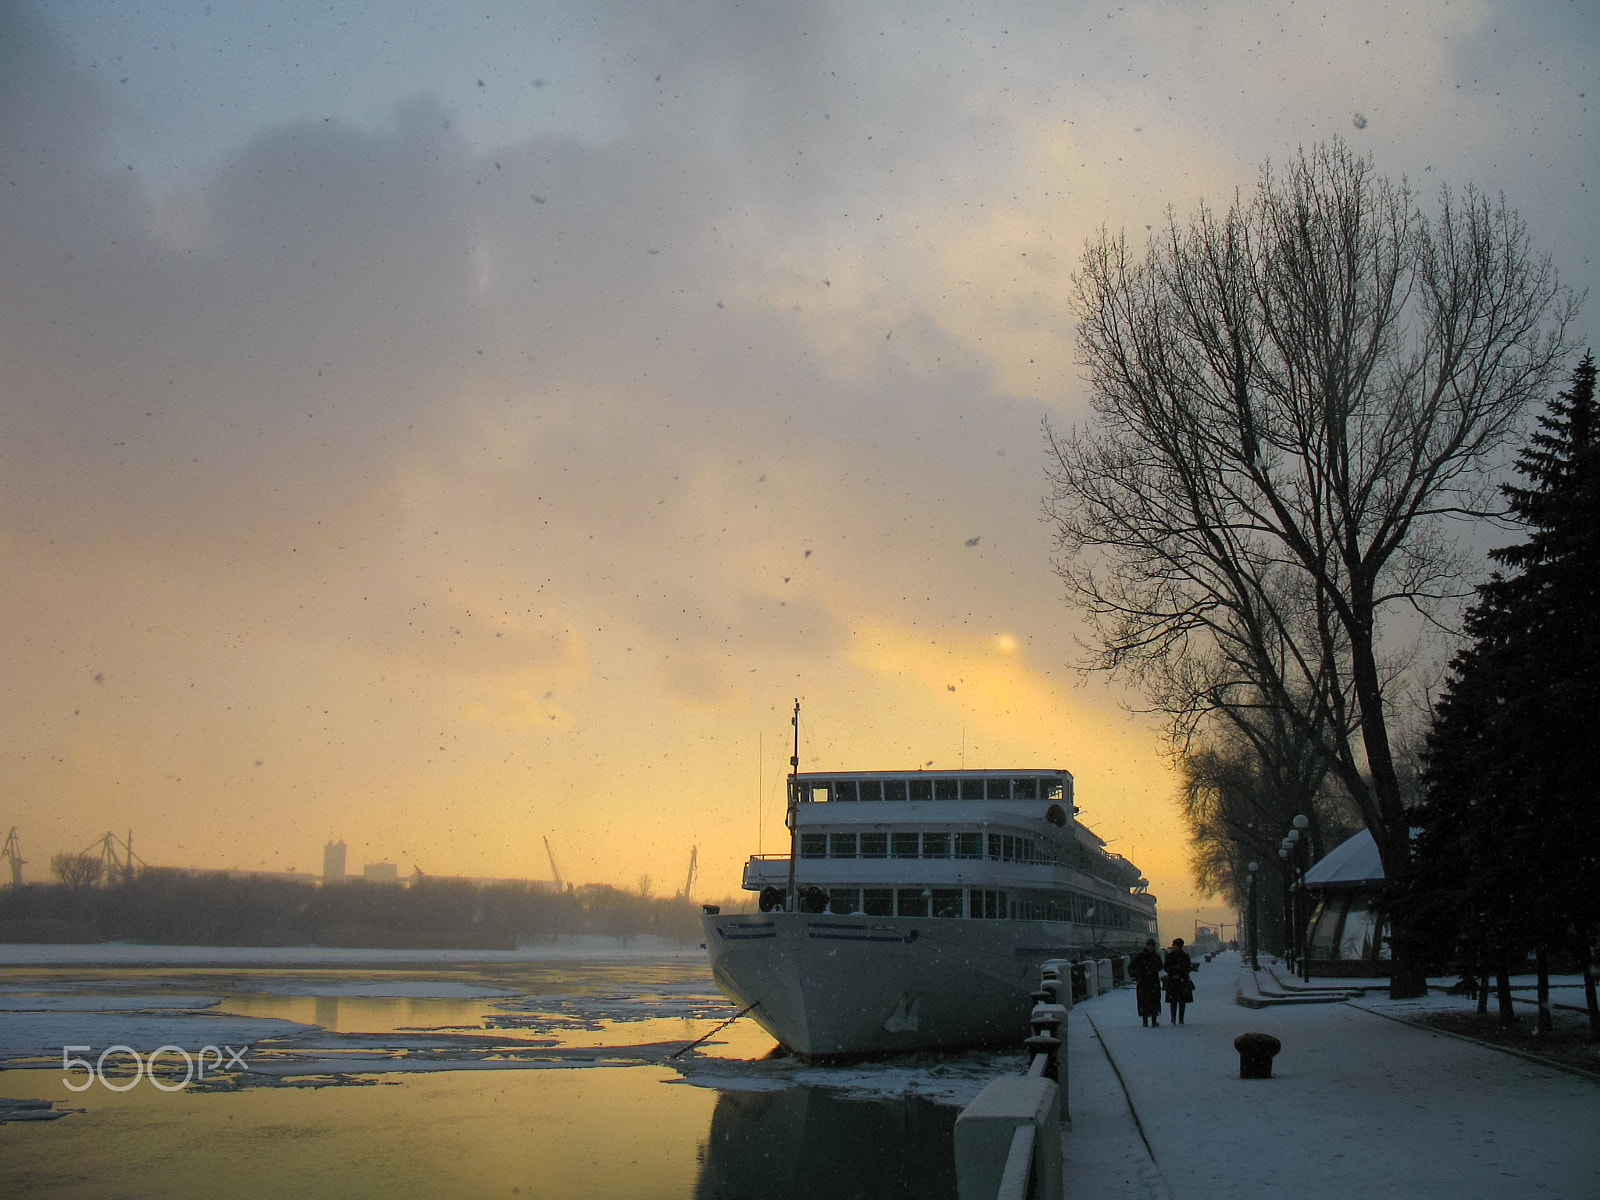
(1410, 354, 1599, 1032)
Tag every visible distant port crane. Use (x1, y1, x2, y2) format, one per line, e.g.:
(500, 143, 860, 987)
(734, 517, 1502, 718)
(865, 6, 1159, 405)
(677, 845, 698, 900)
(543, 836, 564, 891)
(81, 830, 145, 886)
(2, 828, 23, 887)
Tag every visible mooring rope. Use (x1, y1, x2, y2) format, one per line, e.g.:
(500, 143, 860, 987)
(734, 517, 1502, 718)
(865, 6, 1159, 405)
(669, 999, 762, 1058)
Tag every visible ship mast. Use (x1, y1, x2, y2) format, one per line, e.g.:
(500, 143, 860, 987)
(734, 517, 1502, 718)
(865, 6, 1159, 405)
(785, 698, 799, 912)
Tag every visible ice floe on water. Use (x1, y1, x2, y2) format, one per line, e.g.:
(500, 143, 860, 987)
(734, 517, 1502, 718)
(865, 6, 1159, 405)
(0, 950, 1015, 1107)
(255, 980, 520, 998)
(492, 981, 735, 1033)
(0, 994, 221, 1011)
(668, 1046, 1025, 1108)
(0, 1011, 314, 1059)
(0, 935, 703, 966)
(0, 1097, 78, 1124)
(793, 1057, 1024, 1108)
(0, 990, 313, 1062)
(670, 1073, 793, 1093)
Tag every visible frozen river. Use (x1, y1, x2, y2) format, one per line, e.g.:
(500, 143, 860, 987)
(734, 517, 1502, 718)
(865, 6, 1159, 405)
(0, 942, 1018, 1198)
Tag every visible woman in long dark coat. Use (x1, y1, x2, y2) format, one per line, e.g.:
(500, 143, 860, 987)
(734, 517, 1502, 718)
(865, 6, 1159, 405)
(1164, 938, 1194, 1025)
(1129, 938, 1163, 1026)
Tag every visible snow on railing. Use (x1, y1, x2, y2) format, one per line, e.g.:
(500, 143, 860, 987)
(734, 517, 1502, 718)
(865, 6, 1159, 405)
(996, 1124, 1036, 1200)
(953, 958, 1082, 1200)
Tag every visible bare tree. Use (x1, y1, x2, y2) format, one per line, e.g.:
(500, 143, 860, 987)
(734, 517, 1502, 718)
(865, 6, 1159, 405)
(1046, 140, 1574, 996)
(50, 851, 104, 891)
(1178, 719, 1361, 950)
(1180, 737, 1284, 900)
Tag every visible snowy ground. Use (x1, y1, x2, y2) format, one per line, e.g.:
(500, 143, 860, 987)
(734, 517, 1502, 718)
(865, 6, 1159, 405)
(1063, 952, 1598, 1200)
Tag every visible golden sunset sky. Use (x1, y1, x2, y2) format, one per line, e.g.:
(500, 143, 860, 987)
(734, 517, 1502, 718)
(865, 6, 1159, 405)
(3, 1, 1595, 924)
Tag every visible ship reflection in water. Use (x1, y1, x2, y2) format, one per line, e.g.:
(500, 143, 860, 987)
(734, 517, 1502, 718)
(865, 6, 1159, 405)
(696, 1085, 958, 1200)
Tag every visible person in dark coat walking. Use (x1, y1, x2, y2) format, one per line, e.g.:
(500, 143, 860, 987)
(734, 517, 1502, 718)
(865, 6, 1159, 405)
(1164, 938, 1194, 1025)
(1129, 938, 1163, 1026)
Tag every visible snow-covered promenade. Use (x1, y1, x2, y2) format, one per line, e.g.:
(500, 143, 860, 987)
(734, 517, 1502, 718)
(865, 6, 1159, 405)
(1062, 952, 1597, 1200)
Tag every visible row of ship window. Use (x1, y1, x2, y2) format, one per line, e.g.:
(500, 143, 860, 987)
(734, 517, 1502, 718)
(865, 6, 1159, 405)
(804, 777, 1067, 803)
(799, 831, 1045, 862)
(813, 885, 1155, 930)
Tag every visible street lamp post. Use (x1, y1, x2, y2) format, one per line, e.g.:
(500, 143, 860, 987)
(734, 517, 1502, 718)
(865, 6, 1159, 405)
(1247, 861, 1260, 971)
(1292, 814, 1310, 980)
(1284, 828, 1301, 972)
(1275, 816, 1312, 977)
(1278, 842, 1293, 969)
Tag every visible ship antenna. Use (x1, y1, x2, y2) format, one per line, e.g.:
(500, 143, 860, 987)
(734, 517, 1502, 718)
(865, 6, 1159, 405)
(786, 698, 800, 913)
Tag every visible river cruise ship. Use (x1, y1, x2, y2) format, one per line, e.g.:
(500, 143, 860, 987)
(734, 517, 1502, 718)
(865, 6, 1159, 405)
(702, 766, 1157, 1059)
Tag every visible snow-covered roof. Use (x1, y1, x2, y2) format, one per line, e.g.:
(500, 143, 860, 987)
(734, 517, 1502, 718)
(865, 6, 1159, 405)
(1302, 828, 1385, 887)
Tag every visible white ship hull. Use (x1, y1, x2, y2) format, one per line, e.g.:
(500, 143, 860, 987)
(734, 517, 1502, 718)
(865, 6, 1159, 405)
(703, 910, 1112, 1059)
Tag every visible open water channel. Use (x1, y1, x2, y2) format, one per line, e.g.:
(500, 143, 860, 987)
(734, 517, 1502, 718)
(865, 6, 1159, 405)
(0, 947, 1016, 1198)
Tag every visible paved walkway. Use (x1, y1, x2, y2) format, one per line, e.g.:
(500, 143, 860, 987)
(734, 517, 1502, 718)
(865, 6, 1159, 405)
(1059, 952, 1599, 1200)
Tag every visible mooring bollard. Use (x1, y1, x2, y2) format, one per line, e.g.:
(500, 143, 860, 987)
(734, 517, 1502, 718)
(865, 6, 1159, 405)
(1030, 1003, 1065, 1039)
(1024, 1032, 1062, 1082)
(1030, 1001, 1065, 1082)
(1040, 964, 1065, 1007)
(1234, 1032, 1282, 1078)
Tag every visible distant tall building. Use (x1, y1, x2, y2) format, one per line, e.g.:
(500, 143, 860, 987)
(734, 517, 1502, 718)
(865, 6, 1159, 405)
(323, 840, 346, 883)
(362, 862, 398, 883)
